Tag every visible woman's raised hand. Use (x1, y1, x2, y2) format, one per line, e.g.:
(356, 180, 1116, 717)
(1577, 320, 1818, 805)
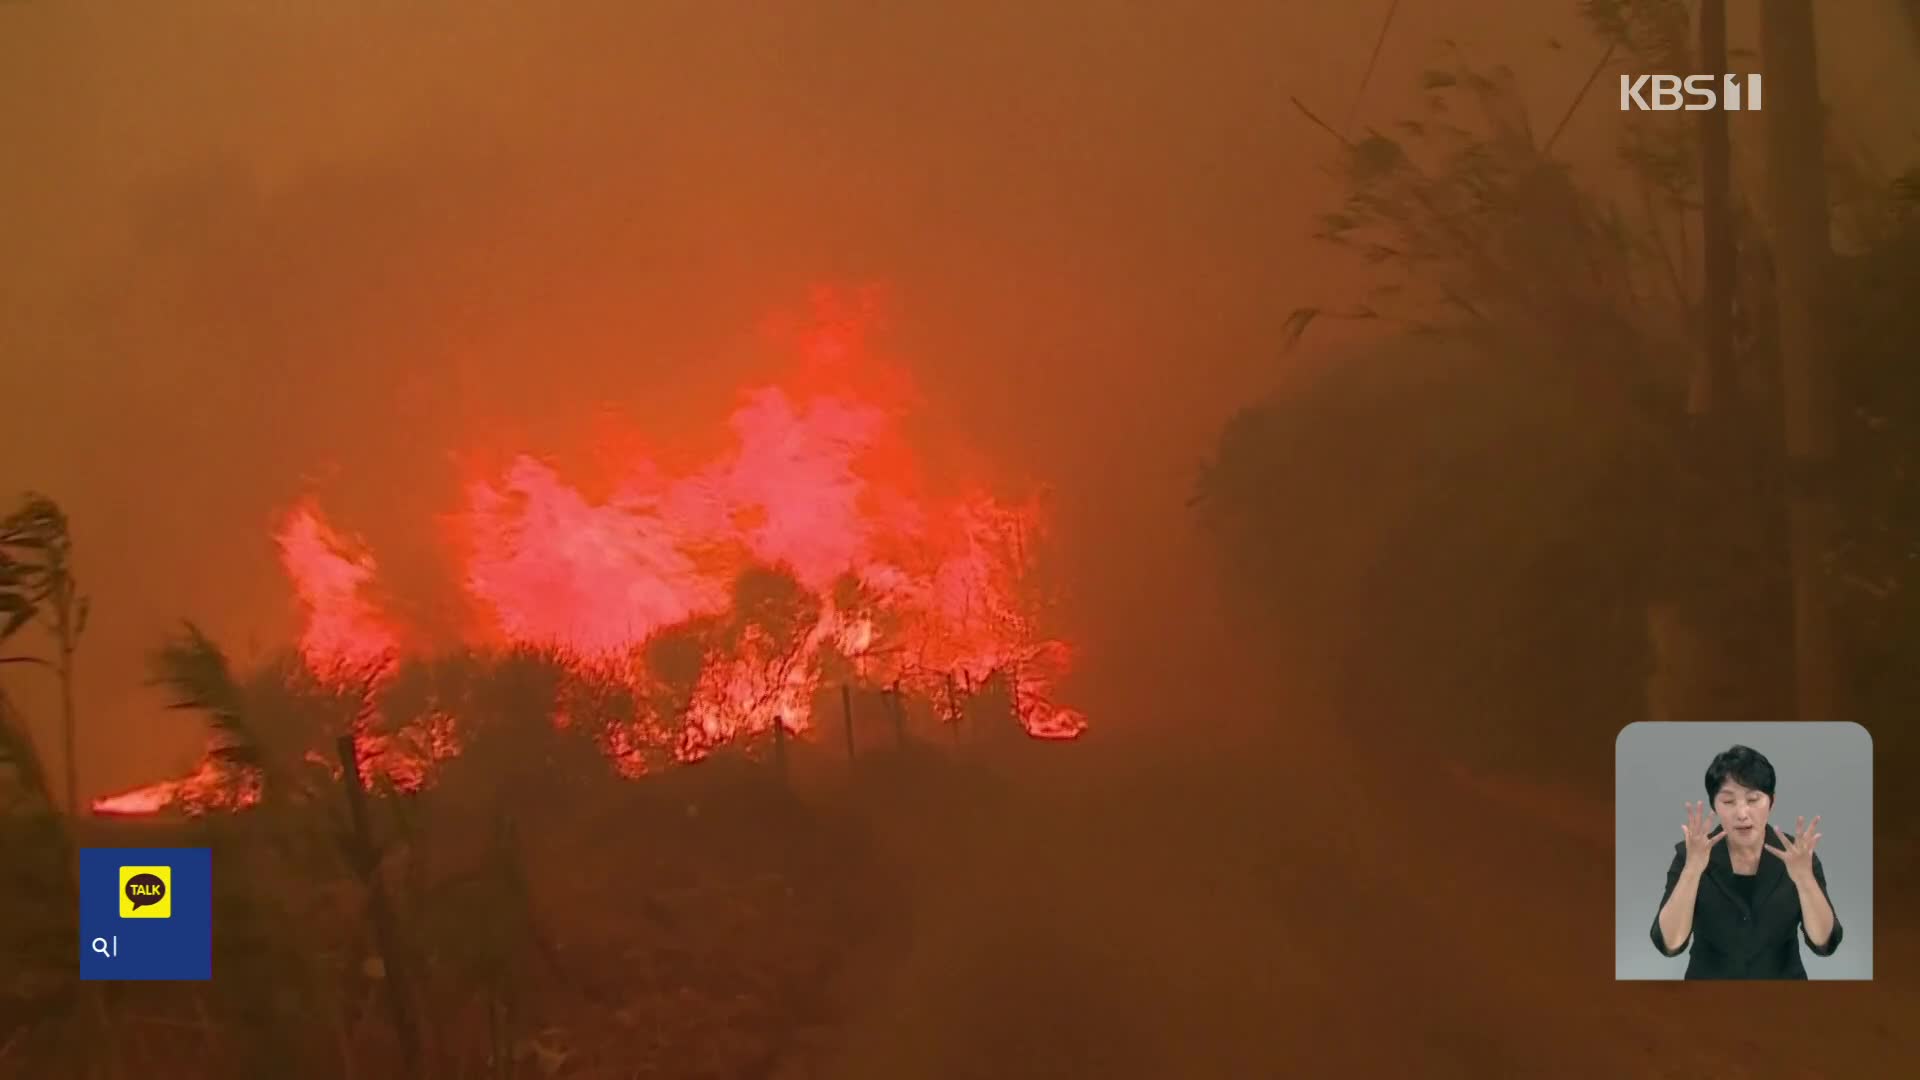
(1682, 800, 1726, 871)
(1765, 815, 1822, 885)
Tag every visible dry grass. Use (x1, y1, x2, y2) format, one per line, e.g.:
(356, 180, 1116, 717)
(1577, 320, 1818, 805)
(0, 738, 949, 1080)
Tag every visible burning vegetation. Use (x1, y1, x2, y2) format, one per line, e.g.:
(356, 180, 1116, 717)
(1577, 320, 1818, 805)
(94, 288, 1085, 818)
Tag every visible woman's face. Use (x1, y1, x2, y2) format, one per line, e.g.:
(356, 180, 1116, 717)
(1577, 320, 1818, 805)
(1713, 779, 1773, 846)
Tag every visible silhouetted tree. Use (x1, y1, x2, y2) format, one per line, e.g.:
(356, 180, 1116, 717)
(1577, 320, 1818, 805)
(142, 628, 373, 1077)
(0, 494, 89, 821)
(640, 614, 720, 759)
(0, 571, 53, 816)
(1209, 6, 1920, 775)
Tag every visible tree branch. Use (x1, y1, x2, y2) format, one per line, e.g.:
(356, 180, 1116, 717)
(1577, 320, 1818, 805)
(1544, 41, 1616, 155)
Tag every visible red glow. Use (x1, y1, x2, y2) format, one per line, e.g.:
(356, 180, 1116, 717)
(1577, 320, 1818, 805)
(91, 756, 260, 818)
(97, 287, 1084, 817)
(90, 786, 173, 817)
(276, 502, 400, 678)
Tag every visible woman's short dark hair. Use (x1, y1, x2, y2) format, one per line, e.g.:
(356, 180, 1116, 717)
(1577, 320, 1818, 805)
(1705, 745, 1777, 802)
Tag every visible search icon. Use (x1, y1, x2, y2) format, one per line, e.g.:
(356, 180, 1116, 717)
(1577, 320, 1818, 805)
(91, 936, 116, 958)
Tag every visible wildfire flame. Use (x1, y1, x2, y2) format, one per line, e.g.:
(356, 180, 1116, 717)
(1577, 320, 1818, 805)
(93, 286, 1085, 817)
(277, 502, 400, 676)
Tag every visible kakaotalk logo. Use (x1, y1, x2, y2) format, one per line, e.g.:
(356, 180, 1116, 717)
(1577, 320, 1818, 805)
(1620, 73, 1763, 112)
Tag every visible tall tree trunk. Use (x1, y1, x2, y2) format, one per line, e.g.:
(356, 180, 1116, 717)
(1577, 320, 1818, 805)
(1650, 0, 1741, 725)
(1694, 0, 1734, 420)
(1761, 0, 1840, 722)
(33, 540, 85, 823)
(57, 601, 77, 823)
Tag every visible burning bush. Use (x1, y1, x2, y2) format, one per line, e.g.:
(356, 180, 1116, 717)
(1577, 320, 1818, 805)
(97, 288, 1085, 818)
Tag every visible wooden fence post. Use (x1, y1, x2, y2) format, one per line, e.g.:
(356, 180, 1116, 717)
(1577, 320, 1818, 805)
(335, 734, 423, 1077)
(840, 684, 856, 764)
(945, 674, 960, 746)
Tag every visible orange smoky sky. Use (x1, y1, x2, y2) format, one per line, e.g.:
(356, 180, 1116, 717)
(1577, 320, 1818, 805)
(1, 1, 1911, 802)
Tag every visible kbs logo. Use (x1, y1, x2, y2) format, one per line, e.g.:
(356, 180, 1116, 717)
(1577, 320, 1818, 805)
(1620, 74, 1762, 111)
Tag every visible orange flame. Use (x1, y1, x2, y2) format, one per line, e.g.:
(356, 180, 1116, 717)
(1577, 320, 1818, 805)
(277, 501, 401, 677)
(93, 287, 1084, 817)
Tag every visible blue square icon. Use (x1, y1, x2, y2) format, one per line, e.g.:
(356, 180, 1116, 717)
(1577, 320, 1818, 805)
(79, 847, 212, 981)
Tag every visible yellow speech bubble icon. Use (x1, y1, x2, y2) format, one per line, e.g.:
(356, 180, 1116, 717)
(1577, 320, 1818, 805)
(119, 865, 173, 919)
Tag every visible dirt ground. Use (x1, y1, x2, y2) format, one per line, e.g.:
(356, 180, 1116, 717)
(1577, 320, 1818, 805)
(7, 693, 1914, 1078)
(807, 708, 1918, 1079)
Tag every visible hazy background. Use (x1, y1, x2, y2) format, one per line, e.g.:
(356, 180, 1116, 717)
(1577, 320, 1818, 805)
(1, 0, 1914, 803)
